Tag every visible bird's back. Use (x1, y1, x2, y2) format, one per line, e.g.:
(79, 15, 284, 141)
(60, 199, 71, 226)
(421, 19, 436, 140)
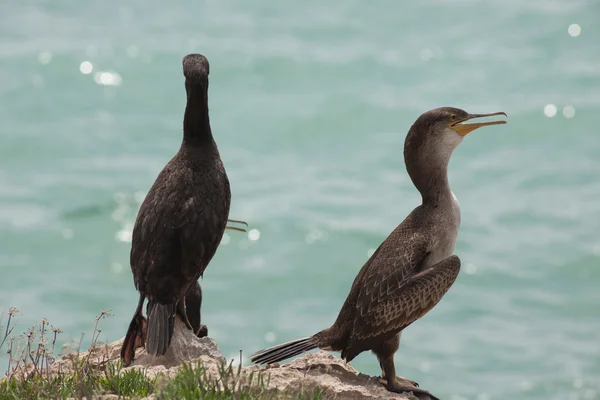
(130, 143, 231, 303)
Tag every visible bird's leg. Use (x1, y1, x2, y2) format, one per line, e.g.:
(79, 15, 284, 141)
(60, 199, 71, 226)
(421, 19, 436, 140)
(379, 354, 439, 400)
(374, 334, 419, 387)
(181, 282, 208, 338)
(177, 300, 195, 331)
(395, 332, 419, 387)
(181, 299, 208, 337)
(191, 283, 208, 338)
(374, 335, 440, 399)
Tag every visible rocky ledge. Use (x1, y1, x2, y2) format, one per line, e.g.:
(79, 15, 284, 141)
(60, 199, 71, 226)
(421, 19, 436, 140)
(20, 317, 435, 400)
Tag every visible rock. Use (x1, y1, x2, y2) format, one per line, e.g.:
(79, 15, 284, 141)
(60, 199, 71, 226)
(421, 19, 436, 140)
(252, 351, 427, 400)
(127, 317, 225, 369)
(10, 316, 432, 399)
(48, 317, 224, 377)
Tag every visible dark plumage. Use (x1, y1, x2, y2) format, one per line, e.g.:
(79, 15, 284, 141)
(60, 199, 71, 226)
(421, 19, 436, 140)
(121, 53, 231, 367)
(183, 281, 208, 338)
(249, 107, 507, 399)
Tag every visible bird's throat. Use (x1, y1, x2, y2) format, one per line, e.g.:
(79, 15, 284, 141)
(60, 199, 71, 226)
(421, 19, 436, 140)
(183, 89, 212, 144)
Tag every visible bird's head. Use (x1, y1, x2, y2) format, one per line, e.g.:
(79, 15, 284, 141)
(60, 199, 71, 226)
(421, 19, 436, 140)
(409, 107, 507, 152)
(406, 107, 507, 160)
(183, 53, 210, 93)
(404, 107, 507, 197)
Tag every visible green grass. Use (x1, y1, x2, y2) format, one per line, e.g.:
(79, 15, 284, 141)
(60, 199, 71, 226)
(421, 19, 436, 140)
(0, 308, 155, 399)
(0, 360, 155, 399)
(157, 359, 326, 400)
(0, 308, 326, 399)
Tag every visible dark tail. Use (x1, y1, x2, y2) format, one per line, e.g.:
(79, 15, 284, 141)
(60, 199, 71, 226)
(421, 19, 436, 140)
(145, 300, 177, 357)
(249, 337, 318, 365)
(120, 293, 147, 367)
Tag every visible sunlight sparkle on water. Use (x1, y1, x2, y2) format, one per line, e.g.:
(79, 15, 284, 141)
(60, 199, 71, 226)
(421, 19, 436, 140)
(79, 61, 93, 74)
(568, 24, 581, 37)
(465, 263, 478, 275)
(562, 105, 575, 118)
(264, 331, 276, 343)
(94, 71, 122, 86)
(115, 223, 133, 242)
(38, 51, 52, 65)
(248, 229, 261, 241)
(544, 104, 557, 117)
(305, 228, 329, 244)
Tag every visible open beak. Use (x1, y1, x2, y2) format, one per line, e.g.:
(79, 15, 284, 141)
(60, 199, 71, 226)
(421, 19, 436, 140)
(225, 218, 249, 233)
(450, 112, 507, 136)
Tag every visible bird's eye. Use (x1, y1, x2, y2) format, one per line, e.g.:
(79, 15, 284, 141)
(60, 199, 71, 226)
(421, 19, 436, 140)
(450, 114, 456, 120)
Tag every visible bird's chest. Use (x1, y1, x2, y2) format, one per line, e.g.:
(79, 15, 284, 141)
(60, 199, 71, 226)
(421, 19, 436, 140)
(422, 192, 461, 269)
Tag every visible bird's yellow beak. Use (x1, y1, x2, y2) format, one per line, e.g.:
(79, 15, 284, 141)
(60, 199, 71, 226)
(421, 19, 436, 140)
(450, 112, 507, 136)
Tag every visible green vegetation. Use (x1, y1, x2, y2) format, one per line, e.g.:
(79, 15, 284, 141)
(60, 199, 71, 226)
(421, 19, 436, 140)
(0, 308, 326, 399)
(0, 361, 154, 399)
(157, 359, 325, 400)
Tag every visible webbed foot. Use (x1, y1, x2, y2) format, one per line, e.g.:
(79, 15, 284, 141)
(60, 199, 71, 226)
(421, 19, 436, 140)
(383, 376, 439, 400)
(378, 376, 419, 388)
(196, 324, 208, 338)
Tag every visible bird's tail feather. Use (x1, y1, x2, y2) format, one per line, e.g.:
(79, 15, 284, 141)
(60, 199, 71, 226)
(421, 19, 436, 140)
(249, 337, 317, 365)
(145, 301, 176, 357)
(120, 293, 147, 367)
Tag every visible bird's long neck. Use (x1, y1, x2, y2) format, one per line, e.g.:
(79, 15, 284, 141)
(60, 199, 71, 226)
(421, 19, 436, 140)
(405, 148, 454, 207)
(183, 85, 213, 145)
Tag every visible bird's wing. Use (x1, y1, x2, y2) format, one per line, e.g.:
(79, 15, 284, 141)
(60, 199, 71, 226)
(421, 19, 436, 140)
(176, 166, 231, 278)
(129, 164, 200, 292)
(130, 164, 182, 268)
(352, 227, 429, 333)
(353, 246, 461, 340)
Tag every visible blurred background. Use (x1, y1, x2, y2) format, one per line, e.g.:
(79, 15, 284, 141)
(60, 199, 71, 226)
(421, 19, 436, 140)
(1, 0, 599, 399)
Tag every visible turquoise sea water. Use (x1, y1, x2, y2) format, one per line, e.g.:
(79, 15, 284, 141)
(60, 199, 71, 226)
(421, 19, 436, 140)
(1, 1, 599, 399)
